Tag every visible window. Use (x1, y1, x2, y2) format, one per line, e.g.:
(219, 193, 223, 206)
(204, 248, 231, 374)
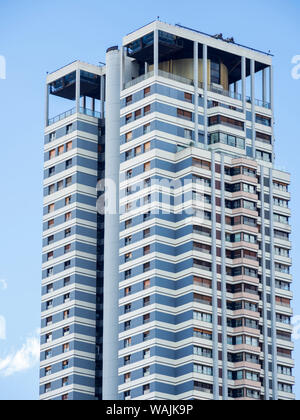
(48, 203, 55, 213)
(45, 366, 52, 376)
(144, 141, 151, 152)
(143, 331, 150, 341)
(124, 337, 131, 348)
(63, 327, 70, 336)
(64, 260, 71, 269)
(143, 228, 150, 239)
(124, 390, 131, 400)
(125, 219, 132, 229)
(66, 124, 73, 135)
(64, 244, 71, 254)
(143, 245, 150, 256)
(125, 113, 133, 123)
(126, 95, 132, 105)
(125, 270, 131, 280)
(64, 277, 70, 287)
(144, 105, 151, 115)
(143, 348, 150, 359)
(135, 109, 142, 119)
(124, 355, 131, 365)
(49, 132, 56, 142)
(144, 87, 151, 97)
(124, 287, 131, 297)
(65, 228, 71, 238)
(124, 304, 131, 314)
(63, 343, 70, 353)
(65, 212, 72, 222)
(124, 372, 131, 383)
(134, 145, 142, 156)
(64, 293, 70, 303)
(62, 377, 69, 387)
(125, 131, 133, 142)
(63, 310, 70, 320)
(49, 166, 55, 177)
(143, 262, 150, 272)
(46, 332, 52, 342)
(143, 279, 150, 290)
(58, 145, 64, 155)
(184, 129, 192, 140)
(48, 219, 54, 229)
(47, 251, 54, 261)
(66, 141, 72, 152)
(143, 384, 150, 395)
(126, 170, 132, 180)
(49, 149, 56, 159)
(143, 314, 150, 324)
(211, 60, 220, 85)
(143, 123, 151, 135)
(46, 316, 52, 326)
(125, 236, 132, 246)
(45, 349, 52, 359)
(177, 108, 192, 121)
(62, 394, 69, 401)
(57, 180, 63, 191)
(48, 184, 55, 195)
(45, 383, 51, 393)
(144, 162, 151, 172)
(47, 283, 53, 293)
(47, 267, 53, 277)
(143, 366, 150, 377)
(184, 92, 193, 102)
(125, 252, 132, 262)
(124, 321, 131, 331)
(65, 176, 72, 187)
(66, 159, 72, 169)
(143, 296, 150, 307)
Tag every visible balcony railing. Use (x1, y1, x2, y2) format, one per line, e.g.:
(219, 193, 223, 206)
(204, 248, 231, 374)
(48, 107, 102, 126)
(124, 71, 154, 89)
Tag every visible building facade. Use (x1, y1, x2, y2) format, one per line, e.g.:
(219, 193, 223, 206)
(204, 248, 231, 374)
(40, 21, 294, 400)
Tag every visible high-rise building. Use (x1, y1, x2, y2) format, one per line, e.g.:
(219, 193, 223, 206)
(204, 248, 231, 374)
(40, 21, 294, 400)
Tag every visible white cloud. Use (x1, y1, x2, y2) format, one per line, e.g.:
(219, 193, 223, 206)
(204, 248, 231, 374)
(0, 316, 6, 340)
(0, 279, 7, 290)
(0, 334, 40, 376)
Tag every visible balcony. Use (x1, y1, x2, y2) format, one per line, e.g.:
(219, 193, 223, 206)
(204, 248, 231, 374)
(48, 107, 102, 126)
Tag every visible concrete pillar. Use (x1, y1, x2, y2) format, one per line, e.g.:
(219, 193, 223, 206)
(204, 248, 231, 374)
(194, 41, 199, 144)
(102, 47, 120, 400)
(45, 83, 49, 127)
(251, 59, 256, 158)
(241, 56, 246, 113)
(76, 67, 80, 114)
(101, 75, 105, 118)
(154, 29, 159, 77)
(203, 44, 208, 145)
(211, 151, 219, 400)
(262, 68, 267, 104)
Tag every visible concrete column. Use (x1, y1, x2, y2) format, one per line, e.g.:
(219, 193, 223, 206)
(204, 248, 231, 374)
(76, 67, 80, 114)
(203, 44, 208, 145)
(241, 56, 246, 113)
(102, 47, 120, 400)
(269, 65, 275, 162)
(262, 68, 267, 104)
(45, 83, 49, 127)
(234, 81, 238, 99)
(194, 41, 199, 144)
(251, 59, 256, 158)
(101, 75, 105, 118)
(269, 167, 278, 400)
(211, 151, 219, 400)
(260, 165, 270, 400)
(154, 29, 159, 77)
(120, 46, 125, 90)
(220, 154, 228, 400)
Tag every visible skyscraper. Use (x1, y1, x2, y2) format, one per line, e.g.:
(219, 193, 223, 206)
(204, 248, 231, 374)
(40, 21, 294, 400)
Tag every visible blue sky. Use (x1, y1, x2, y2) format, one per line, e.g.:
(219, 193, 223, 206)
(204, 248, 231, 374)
(0, 0, 299, 400)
